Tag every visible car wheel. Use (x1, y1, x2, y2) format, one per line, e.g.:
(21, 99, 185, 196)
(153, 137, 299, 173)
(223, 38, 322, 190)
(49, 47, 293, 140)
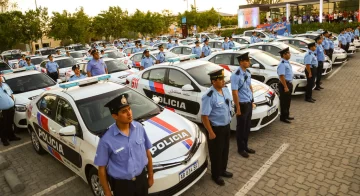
(88, 167, 105, 196)
(267, 79, 280, 95)
(30, 128, 46, 155)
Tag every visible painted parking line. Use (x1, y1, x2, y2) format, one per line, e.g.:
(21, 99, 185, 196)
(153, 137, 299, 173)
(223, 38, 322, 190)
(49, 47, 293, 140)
(235, 143, 290, 196)
(327, 61, 347, 79)
(32, 175, 78, 196)
(0, 141, 31, 153)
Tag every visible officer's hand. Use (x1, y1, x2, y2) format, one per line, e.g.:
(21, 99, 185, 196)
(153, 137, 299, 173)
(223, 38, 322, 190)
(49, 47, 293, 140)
(148, 176, 154, 188)
(284, 87, 289, 92)
(209, 132, 216, 140)
(309, 73, 312, 78)
(236, 108, 241, 116)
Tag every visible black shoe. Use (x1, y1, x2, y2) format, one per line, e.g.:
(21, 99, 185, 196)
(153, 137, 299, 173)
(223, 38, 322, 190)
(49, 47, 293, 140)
(238, 151, 249, 158)
(287, 117, 295, 120)
(9, 136, 21, 141)
(305, 99, 315, 103)
(221, 171, 233, 178)
(245, 148, 256, 154)
(319, 86, 324, 89)
(311, 98, 316, 101)
(314, 88, 321, 91)
(212, 177, 225, 186)
(280, 119, 291, 123)
(2, 141, 9, 146)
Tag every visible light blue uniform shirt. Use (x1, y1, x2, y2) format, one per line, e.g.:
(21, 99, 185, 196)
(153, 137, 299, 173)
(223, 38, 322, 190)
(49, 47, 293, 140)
(69, 74, 86, 81)
(24, 63, 37, 70)
(94, 121, 152, 180)
(149, 42, 155, 46)
(230, 68, 253, 103)
(250, 36, 257, 44)
(174, 43, 179, 47)
(277, 58, 294, 81)
(304, 51, 318, 68)
(316, 44, 325, 61)
(46, 61, 59, 73)
(202, 44, 211, 57)
(222, 42, 230, 50)
(322, 38, 330, 50)
(201, 86, 232, 126)
(133, 47, 141, 53)
(329, 39, 334, 49)
(350, 32, 355, 39)
(192, 46, 202, 58)
(283, 32, 289, 37)
(339, 34, 347, 45)
(140, 57, 154, 69)
(18, 60, 27, 68)
(167, 43, 173, 49)
(87, 59, 107, 76)
(0, 83, 14, 110)
(229, 41, 235, 49)
(256, 37, 262, 43)
(345, 32, 351, 43)
(156, 52, 165, 63)
(355, 29, 359, 37)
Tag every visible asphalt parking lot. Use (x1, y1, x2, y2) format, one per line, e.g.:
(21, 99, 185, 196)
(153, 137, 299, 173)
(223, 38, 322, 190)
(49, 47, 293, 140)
(1, 54, 360, 196)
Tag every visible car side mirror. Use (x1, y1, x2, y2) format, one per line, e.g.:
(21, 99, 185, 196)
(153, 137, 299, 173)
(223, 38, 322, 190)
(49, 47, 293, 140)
(59, 125, 76, 136)
(57, 79, 62, 83)
(252, 63, 260, 69)
(152, 96, 160, 104)
(182, 84, 194, 91)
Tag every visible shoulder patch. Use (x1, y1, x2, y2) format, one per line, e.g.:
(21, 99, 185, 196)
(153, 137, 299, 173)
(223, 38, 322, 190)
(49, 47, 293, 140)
(309, 52, 311, 55)
(235, 69, 240, 75)
(70, 75, 75, 78)
(207, 90, 214, 97)
(246, 69, 251, 73)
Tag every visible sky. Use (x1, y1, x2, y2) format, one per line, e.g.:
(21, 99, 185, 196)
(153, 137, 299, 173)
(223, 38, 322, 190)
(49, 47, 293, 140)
(15, 0, 247, 16)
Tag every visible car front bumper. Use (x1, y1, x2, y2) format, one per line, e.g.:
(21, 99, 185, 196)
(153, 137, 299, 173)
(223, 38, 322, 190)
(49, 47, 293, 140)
(332, 53, 347, 65)
(322, 62, 333, 76)
(14, 111, 27, 129)
(292, 79, 307, 95)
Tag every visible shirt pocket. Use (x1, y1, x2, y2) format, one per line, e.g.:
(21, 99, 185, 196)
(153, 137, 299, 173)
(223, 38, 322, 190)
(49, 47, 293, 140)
(135, 138, 147, 158)
(112, 146, 129, 161)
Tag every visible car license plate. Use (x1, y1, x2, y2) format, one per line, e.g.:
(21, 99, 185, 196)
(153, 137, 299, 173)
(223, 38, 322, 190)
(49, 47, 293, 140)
(179, 161, 199, 181)
(267, 106, 277, 116)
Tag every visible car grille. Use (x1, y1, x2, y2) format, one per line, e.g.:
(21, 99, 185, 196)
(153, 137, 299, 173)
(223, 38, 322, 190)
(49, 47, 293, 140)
(251, 119, 260, 128)
(260, 109, 278, 125)
(334, 57, 346, 63)
(19, 119, 27, 125)
(294, 84, 306, 93)
(149, 160, 208, 196)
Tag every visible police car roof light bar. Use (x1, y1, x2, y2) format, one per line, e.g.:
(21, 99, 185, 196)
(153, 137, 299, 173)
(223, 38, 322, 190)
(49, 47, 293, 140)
(189, 54, 197, 59)
(59, 74, 111, 89)
(167, 57, 181, 63)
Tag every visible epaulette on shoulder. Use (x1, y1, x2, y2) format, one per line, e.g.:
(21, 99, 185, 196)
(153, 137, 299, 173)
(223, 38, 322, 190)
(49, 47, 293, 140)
(207, 90, 214, 97)
(282, 60, 284, 63)
(246, 69, 251, 73)
(235, 69, 240, 75)
(70, 75, 75, 78)
(309, 52, 311, 55)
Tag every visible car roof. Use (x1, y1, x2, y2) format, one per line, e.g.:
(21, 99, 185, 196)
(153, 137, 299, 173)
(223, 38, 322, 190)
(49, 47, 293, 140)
(250, 42, 284, 47)
(209, 48, 262, 55)
(170, 60, 210, 70)
(277, 37, 314, 43)
(3, 70, 41, 80)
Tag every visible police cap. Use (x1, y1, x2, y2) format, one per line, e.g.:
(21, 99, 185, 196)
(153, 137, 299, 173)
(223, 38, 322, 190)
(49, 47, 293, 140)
(25, 56, 31, 61)
(104, 94, 130, 114)
(91, 50, 98, 55)
(195, 40, 200, 44)
(158, 45, 164, 49)
(278, 47, 290, 56)
(236, 52, 250, 62)
(208, 68, 225, 80)
(204, 38, 209, 42)
(72, 64, 80, 71)
(48, 54, 52, 58)
(314, 35, 321, 42)
(175, 39, 178, 42)
(21, 54, 26, 57)
(322, 30, 328, 35)
(143, 49, 149, 54)
(307, 42, 316, 48)
(100, 50, 104, 53)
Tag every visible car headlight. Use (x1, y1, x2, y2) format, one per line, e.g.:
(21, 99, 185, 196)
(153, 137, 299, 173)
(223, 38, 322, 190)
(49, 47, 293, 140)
(293, 74, 306, 80)
(194, 123, 202, 143)
(15, 104, 27, 112)
(333, 50, 341, 54)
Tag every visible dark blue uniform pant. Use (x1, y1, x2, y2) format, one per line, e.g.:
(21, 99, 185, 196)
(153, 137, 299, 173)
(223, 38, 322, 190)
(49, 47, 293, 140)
(0, 107, 16, 142)
(207, 124, 230, 178)
(316, 61, 324, 88)
(48, 72, 58, 82)
(110, 168, 148, 196)
(329, 48, 333, 60)
(236, 102, 252, 152)
(279, 82, 293, 120)
(305, 68, 317, 100)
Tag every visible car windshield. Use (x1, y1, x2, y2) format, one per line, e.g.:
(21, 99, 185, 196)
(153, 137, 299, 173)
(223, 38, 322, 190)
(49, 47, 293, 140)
(73, 45, 86, 51)
(106, 51, 123, 58)
(186, 63, 231, 87)
(206, 33, 218, 39)
(56, 58, 77, 69)
(40, 49, 56, 56)
(70, 52, 84, 58)
(164, 52, 178, 59)
(0, 62, 11, 71)
(251, 51, 280, 66)
(76, 87, 161, 134)
(6, 73, 56, 94)
(104, 60, 129, 73)
(31, 58, 45, 65)
(2, 53, 21, 60)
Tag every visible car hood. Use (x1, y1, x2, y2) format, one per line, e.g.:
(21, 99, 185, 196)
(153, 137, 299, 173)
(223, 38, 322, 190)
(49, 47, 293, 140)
(225, 79, 272, 103)
(14, 85, 58, 105)
(142, 109, 197, 163)
(289, 61, 305, 74)
(109, 69, 139, 84)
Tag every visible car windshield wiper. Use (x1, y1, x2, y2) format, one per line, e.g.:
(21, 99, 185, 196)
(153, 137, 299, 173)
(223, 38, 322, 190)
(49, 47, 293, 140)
(135, 110, 161, 123)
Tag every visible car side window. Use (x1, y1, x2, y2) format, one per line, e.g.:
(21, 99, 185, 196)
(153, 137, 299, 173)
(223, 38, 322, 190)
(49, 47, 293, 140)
(250, 58, 262, 68)
(213, 54, 232, 65)
(55, 98, 80, 134)
(239, 38, 250, 44)
(183, 47, 192, 55)
(168, 69, 191, 88)
(171, 47, 182, 54)
(148, 69, 166, 83)
(244, 32, 252, 37)
(265, 46, 280, 56)
(260, 33, 266, 38)
(214, 42, 222, 49)
(142, 70, 150, 80)
(249, 45, 263, 50)
(133, 54, 143, 62)
(125, 48, 132, 54)
(38, 95, 57, 117)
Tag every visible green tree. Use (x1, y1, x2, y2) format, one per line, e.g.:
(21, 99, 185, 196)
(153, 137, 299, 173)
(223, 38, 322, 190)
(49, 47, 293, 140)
(0, 0, 17, 12)
(0, 11, 24, 51)
(22, 9, 42, 51)
(48, 11, 71, 41)
(69, 7, 91, 43)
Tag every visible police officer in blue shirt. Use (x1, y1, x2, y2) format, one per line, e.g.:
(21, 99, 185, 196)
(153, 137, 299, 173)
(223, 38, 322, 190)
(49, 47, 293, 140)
(69, 65, 86, 81)
(46, 55, 60, 81)
(322, 31, 330, 56)
(149, 38, 155, 46)
(24, 57, 37, 70)
(273, 31, 278, 39)
(277, 47, 294, 123)
(18, 54, 27, 68)
(0, 74, 21, 146)
(201, 38, 211, 58)
(87, 50, 108, 77)
(222, 37, 230, 50)
(192, 41, 202, 59)
(350, 28, 355, 43)
(174, 40, 179, 47)
(315, 35, 325, 90)
(201, 35, 206, 43)
(231, 52, 256, 158)
(229, 36, 235, 49)
(304, 42, 318, 103)
(283, 29, 289, 37)
(94, 94, 153, 196)
(133, 42, 141, 53)
(202, 68, 233, 186)
(156, 45, 165, 64)
(339, 29, 347, 52)
(355, 26, 359, 40)
(256, 34, 262, 43)
(166, 38, 173, 49)
(345, 28, 351, 51)
(140, 49, 154, 70)
(328, 33, 335, 60)
(250, 32, 257, 44)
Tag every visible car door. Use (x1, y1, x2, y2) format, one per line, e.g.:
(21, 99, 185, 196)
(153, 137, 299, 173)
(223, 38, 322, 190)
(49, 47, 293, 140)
(233, 54, 266, 82)
(170, 47, 182, 55)
(130, 53, 143, 67)
(51, 97, 83, 173)
(263, 45, 281, 57)
(244, 32, 252, 37)
(182, 47, 192, 55)
(209, 53, 234, 72)
(39, 61, 47, 73)
(138, 68, 167, 102)
(163, 68, 200, 120)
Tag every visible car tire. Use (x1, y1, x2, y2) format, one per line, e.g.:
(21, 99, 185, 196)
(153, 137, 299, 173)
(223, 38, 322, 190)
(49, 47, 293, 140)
(88, 167, 106, 196)
(267, 79, 280, 95)
(30, 128, 46, 155)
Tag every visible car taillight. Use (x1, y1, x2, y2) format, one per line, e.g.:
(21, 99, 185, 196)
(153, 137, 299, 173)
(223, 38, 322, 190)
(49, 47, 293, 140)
(127, 53, 131, 56)
(126, 79, 130, 84)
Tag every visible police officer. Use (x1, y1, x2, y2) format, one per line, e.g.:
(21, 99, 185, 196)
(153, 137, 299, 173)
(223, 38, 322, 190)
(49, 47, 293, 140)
(250, 32, 257, 44)
(87, 50, 108, 77)
(256, 34, 262, 43)
(149, 38, 155, 46)
(94, 94, 153, 196)
(322, 31, 330, 57)
(315, 35, 325, 90)
(174, 39, 179, 47)
(18, 54, 27, 68)
(133, 42, 141, 53)
(350, 28, 355, 43)
(24, 56, 36, 70)
(229, 36, 235, 49)
(201, 38, 211, 58)
(69, 65, 86, 81)
(283, 29, 289, 37)
(192, 41, 202, 59)
(222, 37, 230, 50)
(0, 74, 21, 146)
(345, 28, 351, 51)
(140, 49, 154, 70)
(56, 49, 61, 56)
(66, 50, 71, 57)
(273, 31, 278, 39)
(277, 47, 294, 123)
(166, 38, 173, 49)
(201, 35, 206, 43)
(100, 50, 105, 55)
(46, 55, 60, 81)
(231, 52, 255, 158)
(355, 26, 360, 40)
(328, 33, 334, 60)
(339, 29, 347, 52)
(202, 68, 233, 186)
(156, 45, 165, 64)
(304, 42, 317, 103)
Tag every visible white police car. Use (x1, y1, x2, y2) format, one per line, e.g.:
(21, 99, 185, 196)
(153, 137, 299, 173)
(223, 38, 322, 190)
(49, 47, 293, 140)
(201, 49, 307, 95)
(248, 42, 333, 76)
(39, 57, 78, 82)
(68, 51, 87, 63)
(104, 49, 126, 59)
(192, 33, 222, 41)
(27, 75, 207, 196)
(126, 60, 279, 131)
(0, 61, 12, 72)
(1, 66, 58, 131)
(243, 30, 275, 42)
